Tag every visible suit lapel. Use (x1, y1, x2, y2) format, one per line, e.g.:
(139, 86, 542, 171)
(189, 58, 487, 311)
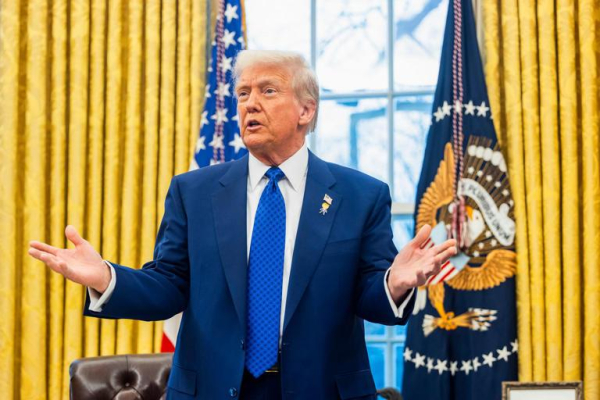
(212, 156, 249, 332)
(283, 152, 342, 332)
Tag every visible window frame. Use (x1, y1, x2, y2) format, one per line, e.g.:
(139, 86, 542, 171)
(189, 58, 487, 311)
(307, 0, 434, 389)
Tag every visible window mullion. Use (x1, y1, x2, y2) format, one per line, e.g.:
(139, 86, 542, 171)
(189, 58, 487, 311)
(387, 0, 395, 201)
(386, 0, 395, 388)
(310, 0, 317, 151)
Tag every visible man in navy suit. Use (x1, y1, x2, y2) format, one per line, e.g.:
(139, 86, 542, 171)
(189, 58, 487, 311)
(29, 50, 457, 399)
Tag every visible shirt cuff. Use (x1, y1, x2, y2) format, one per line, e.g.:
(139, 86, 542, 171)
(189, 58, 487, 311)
(87, 261, 116, 312)
(384, 268, 415, 319)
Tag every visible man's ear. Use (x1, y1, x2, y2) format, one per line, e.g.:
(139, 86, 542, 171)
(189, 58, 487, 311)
(298, 100, 316, 127)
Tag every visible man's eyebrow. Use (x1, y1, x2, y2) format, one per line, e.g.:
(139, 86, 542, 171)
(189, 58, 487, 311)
(256, 77, 283, 86)
(235, 77, 283, 92)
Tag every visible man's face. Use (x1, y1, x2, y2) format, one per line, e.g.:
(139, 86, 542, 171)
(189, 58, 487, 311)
(235, 63, 310, 162)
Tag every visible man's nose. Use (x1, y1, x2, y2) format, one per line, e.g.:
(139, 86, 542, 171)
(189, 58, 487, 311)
(245, 91, 260, 112)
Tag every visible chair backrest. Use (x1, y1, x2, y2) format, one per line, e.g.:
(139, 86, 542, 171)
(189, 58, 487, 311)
(70, 353, 173, 400)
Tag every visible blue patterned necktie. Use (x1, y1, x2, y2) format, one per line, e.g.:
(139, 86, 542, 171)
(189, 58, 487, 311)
(245, 167, 286, 377)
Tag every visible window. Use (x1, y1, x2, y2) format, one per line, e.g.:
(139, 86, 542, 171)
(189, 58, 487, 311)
(245, 0, 448, 390)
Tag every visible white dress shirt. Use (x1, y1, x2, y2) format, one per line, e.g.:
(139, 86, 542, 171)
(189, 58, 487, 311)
(89, 142, 414, 332)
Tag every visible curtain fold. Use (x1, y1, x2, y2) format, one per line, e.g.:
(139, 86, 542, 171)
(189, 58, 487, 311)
(483, 0, 600, 398)
(579, 0, 600, 396)
(536, 0, 562, 383)
(47, 1, 69, 398)
(0, 0, 208, 398)
(21, 1, 50, 398)
(142, 0, 163, 355)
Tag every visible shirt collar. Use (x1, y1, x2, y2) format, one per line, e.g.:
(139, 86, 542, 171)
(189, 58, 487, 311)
(248, 142, 308, 192)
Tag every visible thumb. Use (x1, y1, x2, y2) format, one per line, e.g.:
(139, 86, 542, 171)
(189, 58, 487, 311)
(411, 224, 432, 248)
(65, 225, 86, 247)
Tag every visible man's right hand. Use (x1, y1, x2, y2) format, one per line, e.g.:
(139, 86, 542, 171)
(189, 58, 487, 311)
(28, 225, 111, 293)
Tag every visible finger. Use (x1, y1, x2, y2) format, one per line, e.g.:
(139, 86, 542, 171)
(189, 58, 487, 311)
(434, 247, 458, 265)
(430, 239, 457, 255)
(29, 240, 61, 256)
(28, 247, 47, 262)
(65, 225, 86, 247)
(411, 224, 432, 249)
(423, 259, 441, 277)
(28, 248, 67, 275)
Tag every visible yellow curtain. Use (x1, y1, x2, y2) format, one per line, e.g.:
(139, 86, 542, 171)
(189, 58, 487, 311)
(0, 0, 208, 398)
(483, 1, 600, 399)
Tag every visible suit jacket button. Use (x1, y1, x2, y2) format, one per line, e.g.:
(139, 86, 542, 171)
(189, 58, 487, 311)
(240, 339, 245, 350)
(229, 387, 238, 397)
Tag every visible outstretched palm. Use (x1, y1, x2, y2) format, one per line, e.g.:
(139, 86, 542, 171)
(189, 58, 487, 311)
(28, 225, 110, 292)
(387, 224, 457, 300)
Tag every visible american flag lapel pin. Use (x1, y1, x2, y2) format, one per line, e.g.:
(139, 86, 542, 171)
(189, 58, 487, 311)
(319, 194, 333, 215)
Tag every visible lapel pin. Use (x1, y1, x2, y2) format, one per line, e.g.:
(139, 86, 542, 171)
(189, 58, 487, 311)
(319, 194, 333, 215)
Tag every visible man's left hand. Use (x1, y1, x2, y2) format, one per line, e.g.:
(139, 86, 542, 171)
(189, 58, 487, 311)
(387, 224, 457, 303)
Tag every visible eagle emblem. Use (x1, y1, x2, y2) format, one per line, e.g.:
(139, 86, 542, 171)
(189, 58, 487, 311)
(414, 137, 517, 336)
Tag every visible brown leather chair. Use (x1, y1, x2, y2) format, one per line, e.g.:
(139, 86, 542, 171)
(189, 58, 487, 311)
(70, 353, 173, 399)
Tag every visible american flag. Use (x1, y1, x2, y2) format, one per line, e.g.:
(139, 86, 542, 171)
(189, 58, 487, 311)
(161, 0, 247, 353)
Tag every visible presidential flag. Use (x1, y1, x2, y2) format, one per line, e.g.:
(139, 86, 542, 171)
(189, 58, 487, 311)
(401, 0, 518, 398)
(161, 0, 247, 352)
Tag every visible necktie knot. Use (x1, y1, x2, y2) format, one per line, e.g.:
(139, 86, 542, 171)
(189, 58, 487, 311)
(265, 167, 285, 183)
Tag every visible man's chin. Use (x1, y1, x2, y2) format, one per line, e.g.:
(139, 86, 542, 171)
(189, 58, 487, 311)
(241, 136, 268, 153)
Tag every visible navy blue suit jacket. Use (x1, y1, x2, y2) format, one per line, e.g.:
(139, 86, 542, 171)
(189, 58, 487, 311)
(85, 151, 415, 399)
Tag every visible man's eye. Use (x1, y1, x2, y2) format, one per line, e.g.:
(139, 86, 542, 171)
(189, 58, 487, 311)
(265, 88, 276, 94)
